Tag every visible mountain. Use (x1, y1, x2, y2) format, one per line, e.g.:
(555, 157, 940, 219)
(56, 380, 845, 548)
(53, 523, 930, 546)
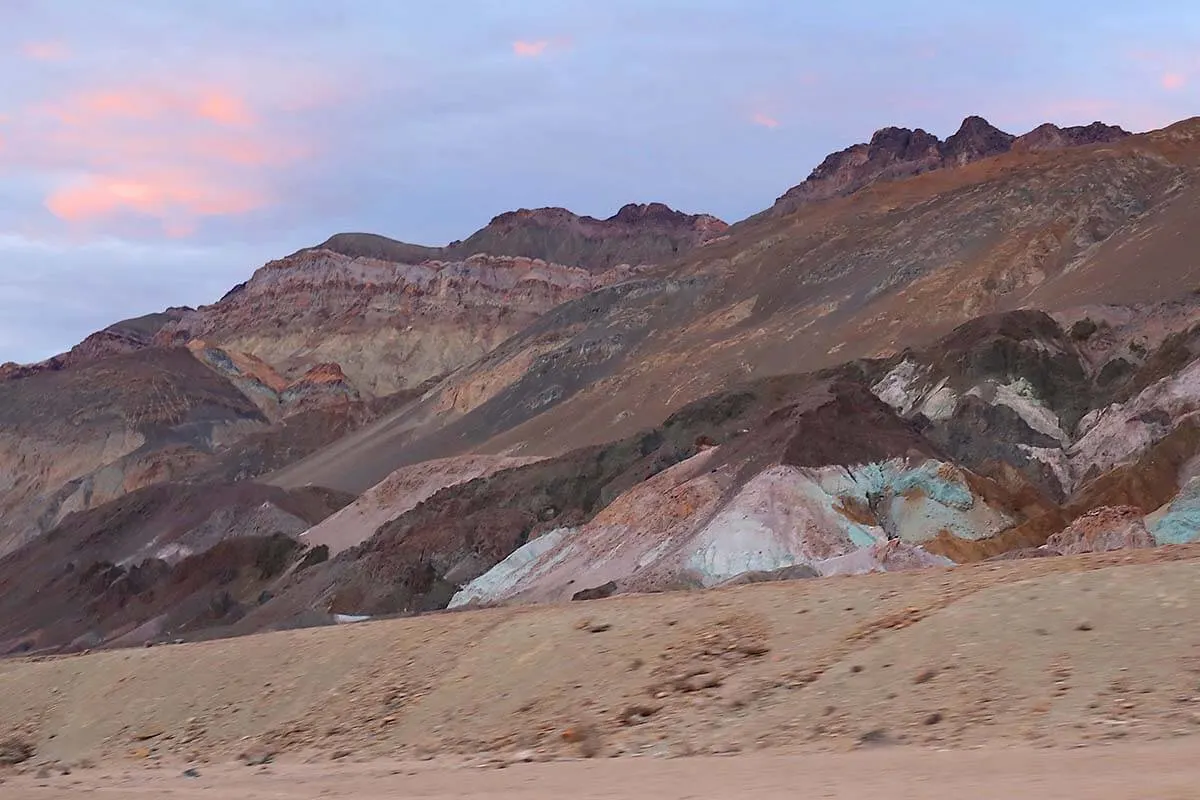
(0, 203, 725, 561)
(7, 116, 1200, 654)
(269, 118, 1194, 498)
(1013, 121, 1135, 152)
(0, 347, 269, 556)
(151, 250, 634, 397)
(315, 202, 730, 273)
(240, 299, 1200, 619)
(765, 115, 1130, 216)
(0, 250, 630, 556)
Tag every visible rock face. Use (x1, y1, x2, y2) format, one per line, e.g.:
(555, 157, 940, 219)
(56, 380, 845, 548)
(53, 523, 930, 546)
(0, 347, 270, 556)
(261, 292, 1200, 623)
(246, 374, 1033, 622)
(1046, 506, 1156, 555)
(1013, 122, 1131, 153)
(940, 115, 1016, 166)
(0, 344, 426, 559)
(280, 363, 360, 413)
(0, 482, 352, 654)
(317, 202, 729, 273)
(771, 125, 943, 210)
(153, 250, 635, 396)
(298, 455, 544, 557)
(768, 115, 1131, 215)
(443, 382, 1000, 608)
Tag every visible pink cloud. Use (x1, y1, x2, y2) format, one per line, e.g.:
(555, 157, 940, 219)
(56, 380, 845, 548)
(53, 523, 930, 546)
(4, 80, 314, 237)
(752, 112, 780, 129)
(46, 172, 264, 236)
(513, 40, 550, 58)
(1162, 72, 1187, 91)
(20, 41, 70, 61)
(42, 87, 259, 127)
(1124, 50, 1196, 93)
(196, 90, 256, 125)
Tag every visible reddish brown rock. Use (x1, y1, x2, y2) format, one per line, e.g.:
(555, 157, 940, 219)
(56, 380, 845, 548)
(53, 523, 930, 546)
(0, 347, 269, 556)
(0, 481, 352, 655)
(1046, 506, 1156, 555)
(939, 115, 1015, 167)
(153, 250, 636, 396)
(319, 202, 728, 273)
(766, 115, 1130, 216)
(769, 126, 942, 211)
(1013, 122, 1131, 152)
(281, 363, 360, 413)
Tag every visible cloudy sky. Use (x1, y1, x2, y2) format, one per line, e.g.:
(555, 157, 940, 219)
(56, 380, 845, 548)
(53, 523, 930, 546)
(2, 1, 1197, 362)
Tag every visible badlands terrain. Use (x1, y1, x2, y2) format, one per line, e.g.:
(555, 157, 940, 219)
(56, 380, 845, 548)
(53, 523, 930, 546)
(4, 115, 1200, 794)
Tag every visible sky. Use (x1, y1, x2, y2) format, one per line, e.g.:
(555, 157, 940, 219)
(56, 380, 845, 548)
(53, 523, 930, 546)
(2, 1, 1198, 362)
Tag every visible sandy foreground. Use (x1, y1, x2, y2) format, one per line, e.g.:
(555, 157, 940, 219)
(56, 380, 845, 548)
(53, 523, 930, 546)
(5, 743, 1200, 799)
(5, 546, 1200, 797)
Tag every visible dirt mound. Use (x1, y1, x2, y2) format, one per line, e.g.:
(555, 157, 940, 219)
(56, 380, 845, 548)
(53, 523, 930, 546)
(3, 547, 1200, 770)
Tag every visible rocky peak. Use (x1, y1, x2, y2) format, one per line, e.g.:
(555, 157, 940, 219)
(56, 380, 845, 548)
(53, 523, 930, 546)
(486, 207, 578, 229)
(767, 114, 1132, 217)
(606, 201, 713, 228)
(1013, 121, 1131, 153)
(0, 362, 35, 381)
(939, 115, 1016, 166)
(610, 201, 674, 223)
(315, 202, 726, 274)
(455, 202, 729, 271)
(316, 203, 728, 274)
(868, 126, 942, 159)
(775, 126, 944, 210)
(483, 202, 725, 236)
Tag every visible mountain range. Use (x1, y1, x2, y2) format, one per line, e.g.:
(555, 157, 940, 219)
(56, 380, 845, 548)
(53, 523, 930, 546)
(5, 114, 1200, 655)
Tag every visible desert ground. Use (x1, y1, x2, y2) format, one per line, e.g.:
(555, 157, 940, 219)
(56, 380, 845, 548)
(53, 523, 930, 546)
(7, 743, 1200, 799)
(4, 545, 1200, 797)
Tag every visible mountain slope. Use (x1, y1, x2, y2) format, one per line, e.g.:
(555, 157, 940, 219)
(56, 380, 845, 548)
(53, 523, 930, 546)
(254, 300, 1200, 624)
(269, 119, 1200, 500)
(152, 250, 632, 396)
(0, 202, 728, 565)
(0, 347, 275, 556)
